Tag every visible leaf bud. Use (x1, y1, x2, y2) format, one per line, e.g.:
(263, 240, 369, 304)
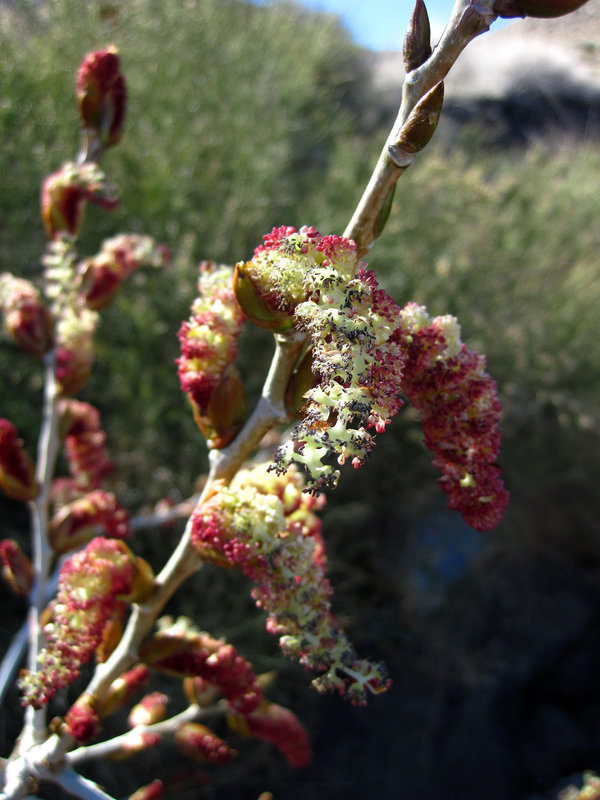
(394, 81, 444, 155)
(76, 47, 127, 151)
(0, 419, 37, 502)
(128, 692, 168, 728)
(95, 604, 127, 663)
(124, 556, 156, 603)
(0, 539, 34, 596)
(175, 722, 236, 765)
(193, 364, 247, 449)
(183, 676, 221, 708)
(100, 664, 150, 717)
(233, 261, 295, 332)
(0, 273, 54, 357)
(403, 0, 432, 72)
(127, 781, 165, 800)
(492, 0, 589, 17)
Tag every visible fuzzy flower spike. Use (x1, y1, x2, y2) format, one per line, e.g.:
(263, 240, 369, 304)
(238, 226, 406, 492)
(240, 226, 508, 531)
(191, 463, 391, 705)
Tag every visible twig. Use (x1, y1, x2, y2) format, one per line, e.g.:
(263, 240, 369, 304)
(343, 0, 497, 258)
(53, 770, 118, 800)
(67, 703, 220, 766)
(22, 350, 61, 748)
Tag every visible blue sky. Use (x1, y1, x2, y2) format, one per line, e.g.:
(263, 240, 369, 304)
(255, 0, 512, 51)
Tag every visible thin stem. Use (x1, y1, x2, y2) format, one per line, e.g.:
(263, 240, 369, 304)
(22, 349, 61, 746)
(67, 703, 221, 766)
(344, 0, 497, 258)
(53, 770, 118, 800)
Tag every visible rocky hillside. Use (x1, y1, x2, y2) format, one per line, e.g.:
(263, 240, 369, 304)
(370, 0, 600, 144)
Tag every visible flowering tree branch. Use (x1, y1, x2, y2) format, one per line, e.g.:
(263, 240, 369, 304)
(0, 0, 590, 796)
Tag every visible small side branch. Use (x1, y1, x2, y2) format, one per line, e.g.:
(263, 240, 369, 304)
(67, 704, 220, 766)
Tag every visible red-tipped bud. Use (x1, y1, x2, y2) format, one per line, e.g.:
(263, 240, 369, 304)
(128, 692, 168, 728)
(128, 781, 164, 800)
(492, 0, 588, 17)
(403, 0, 432, 72)
(0, 273, 54, 357)
(55, 344, 94, 396)
(76, 47, 127, 150)
(0, 539, 34, 596)
(58, 399, 113, 489)
(100, 664, 150, 717)
(139, 623, 262, 715)
(175, 723, 236, 765)
(0, 419, 37, 502)
(229, 701, 311, 768)
(49, 490, 130, 554)
(40, 162, 118, 240)
(64, 693, 101, 744)
(233, 261, 294, 332)
(79, 234, 170, 311)
(194, 364, 247, 449)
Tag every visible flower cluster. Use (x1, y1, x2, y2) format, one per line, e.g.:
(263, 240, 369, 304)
(175, 723, 236, 765)
(230, 700, 312, 768)
(0, 419, 37, 502)
(41, 162, 118, 241)
(42, 236, 99, 394)
(79, 234, 170, 311)
(139, 617, 263, 716)
(237, 227, 406, 491)
(50, 489, 130, 554)
(76, 46, 126, 150)
(139, 617, 310, 767)
(19, 537, 152, 709)
(191, 463, 391, 705)
(58, 399, 114, 490)
(235, 226, 508, 530)
(397, 303, 509, 531)
(177, 261, 246, 448)
(0, 273, 53, 357)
